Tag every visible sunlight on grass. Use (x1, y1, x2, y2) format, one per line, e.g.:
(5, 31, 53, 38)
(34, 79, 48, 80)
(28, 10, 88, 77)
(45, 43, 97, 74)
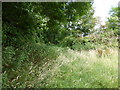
(44, 48, 118, 88)
(3, 47, 117, 88)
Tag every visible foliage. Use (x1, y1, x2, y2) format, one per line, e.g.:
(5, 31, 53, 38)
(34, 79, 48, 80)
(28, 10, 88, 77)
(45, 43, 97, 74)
(2, 43, 60, 88)
(39, 2, 93, 44)
(2, 2, 118, 88)
(59, 36, 76, 48)
(107, 7, 119, 35)
(59, 29, 118, 51)
(2, 45, 118, 88)
(2, 2, 93, 46)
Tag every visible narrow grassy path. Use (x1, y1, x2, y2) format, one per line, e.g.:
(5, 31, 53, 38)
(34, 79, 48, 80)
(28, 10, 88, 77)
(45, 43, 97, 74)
(38, 48, 118, 88)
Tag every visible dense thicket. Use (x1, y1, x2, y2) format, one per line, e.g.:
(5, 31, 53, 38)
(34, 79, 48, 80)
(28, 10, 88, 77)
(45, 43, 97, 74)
(2, 2, 93, 47)
(2, 2, 93, 87)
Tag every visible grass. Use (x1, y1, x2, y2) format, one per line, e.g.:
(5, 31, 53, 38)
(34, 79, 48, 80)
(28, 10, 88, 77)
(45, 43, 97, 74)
(2, 44, 118, 88)
(42, 47, 118, 88)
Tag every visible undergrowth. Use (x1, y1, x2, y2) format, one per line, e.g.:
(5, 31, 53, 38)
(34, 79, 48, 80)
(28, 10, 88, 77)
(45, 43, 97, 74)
(2, 43, 60, 88)
(2, 26, 118, 88)
(2, 43, 118, 88)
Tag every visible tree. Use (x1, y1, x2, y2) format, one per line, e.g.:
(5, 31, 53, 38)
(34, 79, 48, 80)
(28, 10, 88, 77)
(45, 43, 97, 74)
(63, 7, 96, 37)
(2, 2, 93, 47)
(2, 3, 37, 47)
(39, 2, 93, 44)
(107, 7, 119, 35)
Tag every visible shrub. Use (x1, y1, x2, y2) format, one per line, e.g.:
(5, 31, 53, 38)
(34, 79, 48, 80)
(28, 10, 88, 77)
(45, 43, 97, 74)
(2, 42, 60, 88)
(59, 36, 76, 48)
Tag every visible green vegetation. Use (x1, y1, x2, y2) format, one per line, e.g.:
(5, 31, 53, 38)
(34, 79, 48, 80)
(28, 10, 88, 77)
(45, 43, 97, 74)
(2, 2, 118, 88)
(45, 48, 118, 88)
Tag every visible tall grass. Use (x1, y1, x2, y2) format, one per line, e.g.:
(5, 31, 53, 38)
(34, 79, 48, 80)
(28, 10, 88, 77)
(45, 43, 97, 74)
(2, 43, 60, 88)
(42, 48, 118, 88)
(2, 43, 118, 88)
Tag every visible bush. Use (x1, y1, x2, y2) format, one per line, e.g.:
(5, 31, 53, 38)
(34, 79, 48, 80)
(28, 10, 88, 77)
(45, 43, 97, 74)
(59, 36, 76, 48)
(2, 42, 60, 88)
(25, 43, 59, 64)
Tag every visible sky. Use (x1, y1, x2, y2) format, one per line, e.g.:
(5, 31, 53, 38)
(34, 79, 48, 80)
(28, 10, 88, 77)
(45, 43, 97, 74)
(93, 0, 119, 25)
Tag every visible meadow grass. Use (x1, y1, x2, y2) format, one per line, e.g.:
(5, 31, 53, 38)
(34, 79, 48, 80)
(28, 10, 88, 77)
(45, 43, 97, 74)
(3, 45, 118, 88)
(42, 48, 118, 88)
